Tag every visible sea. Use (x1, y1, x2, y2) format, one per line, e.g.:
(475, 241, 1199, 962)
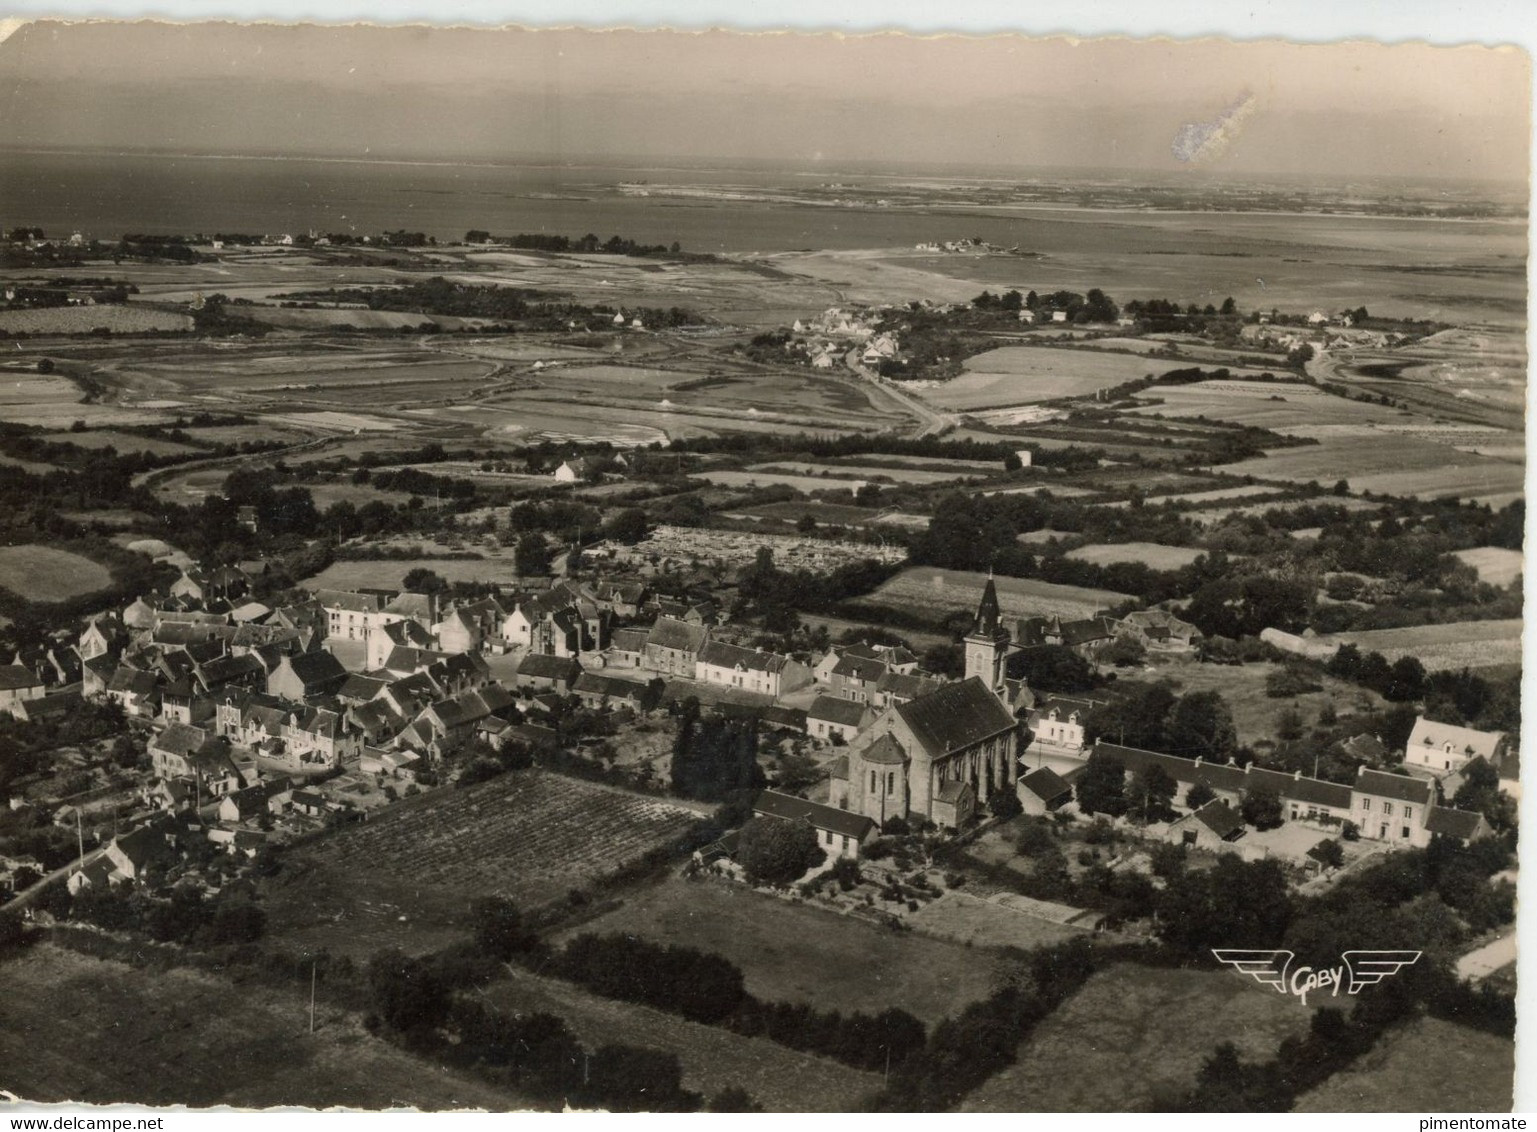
(0, 149, 1523, 257)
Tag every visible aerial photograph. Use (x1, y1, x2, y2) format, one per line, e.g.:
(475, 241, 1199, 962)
(0, 17, 1525, 1114)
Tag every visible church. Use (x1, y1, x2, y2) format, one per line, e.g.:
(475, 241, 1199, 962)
(830, 578, 1032, 828)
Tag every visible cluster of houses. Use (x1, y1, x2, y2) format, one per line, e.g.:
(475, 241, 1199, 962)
(752, 581, 1499, 868)
(14, 542, 1504, 896)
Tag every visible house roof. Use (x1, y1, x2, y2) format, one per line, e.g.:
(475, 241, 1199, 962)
(108, 665, 159, 697)
(338, 674, 390, 702)
(1095, 743, 1250, 795)
(317, 589, 390, 613)
(808, 695, 870, 728)
(1190, 799, 1245, 839)
(752, 790, 876, 841)
(1406, 716, 1505, 761)
(1020, 766, 1072, 803)
(646, 616, 708, 653)
(875, 670, 944, 701)
(0, 664, 42, 691)
(515, 653, 581, 680)
(1423, 806, 1487, 840)
(281, 650, 348, 689)
(1355, 768, 1434, 806)
(1340, 733, 1389, 762)
(895, 677, 1016, 756)
(697, 640, 790, 675)
(1031, 695, 1099, 722)
(832, 654, 886, 682)
(610, 627, 649, 652)
(573, 671, 648, 700)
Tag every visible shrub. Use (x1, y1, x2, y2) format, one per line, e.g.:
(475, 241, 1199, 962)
(736, 816, 823, 885)
(987, 789, 1023, 820)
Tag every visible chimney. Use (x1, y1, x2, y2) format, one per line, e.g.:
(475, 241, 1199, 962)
(1193, 756, 1202, 768)
(1294, 769, 1303, 780)
(1357, 764, 1367, 778)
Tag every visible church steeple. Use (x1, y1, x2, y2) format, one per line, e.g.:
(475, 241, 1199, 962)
(964, 576, 1011, 691)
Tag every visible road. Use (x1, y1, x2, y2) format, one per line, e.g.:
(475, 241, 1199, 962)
(1457, 930, 1517, 982)
(842, 348, 958, 438)
(4, 847, 108, 912)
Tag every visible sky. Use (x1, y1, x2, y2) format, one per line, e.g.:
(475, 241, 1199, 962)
(0, 21, 1528, 180)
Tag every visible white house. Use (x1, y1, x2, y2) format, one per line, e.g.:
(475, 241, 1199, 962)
(553, 458, 589, 483)
(751, 789, 877, 862)
(1403, 716, 1508, 778)
(694, 641, 811, 699)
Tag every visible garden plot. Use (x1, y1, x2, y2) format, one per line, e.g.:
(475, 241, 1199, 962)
(264, 771, 702, 958)
(872, 567, 1130, 622)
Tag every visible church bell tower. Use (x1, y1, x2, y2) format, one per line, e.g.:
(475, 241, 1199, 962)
(964, 576, 1011, 692)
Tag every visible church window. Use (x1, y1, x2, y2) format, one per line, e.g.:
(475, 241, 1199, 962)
(870, 770, 876, 792)
(887, 772, 895, 794)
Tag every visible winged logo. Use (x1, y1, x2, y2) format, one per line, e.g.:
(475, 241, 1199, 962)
(1211, 949, 1293, 993)
(1342, 950, 1422, 994)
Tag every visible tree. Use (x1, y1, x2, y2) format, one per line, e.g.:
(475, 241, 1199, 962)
(368, 951, 450, 1036)
(1220, 297, 1237, 316)
(1165, 691, 1238, 762)
(1011, 645, 1097, 693)
(1100, 637, 1146, 668)
(1155, 856, 1294, 956)
(988, 788, 1023, 820)
(1240, 783, 1284, 830)
(1185, 781, 1216, 810)
(471, 896, 539, 961)
(1075, 750, 1127, 817)
(795, 513, 818, 534)
(1128, 764, 1177, 823)
(736, 816, 822, 885)
(401, 567, 448, 593)
(1275, 705, 1305, 741)
(602, 507, 650, 544)
(1384, 656, 1427, 702)
(36, 357, 55, 374)
(515, 532, 552, 576)
(709, 1086, 764, 1112)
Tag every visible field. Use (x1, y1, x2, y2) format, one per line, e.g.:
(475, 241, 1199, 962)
(927, 347, 1270, 411)
(1453, 546, 1524, 587)
(1313, 620, 1523, 672)
(1294, 1017, 1514, 1112)
(553, 873, 997, 1026)
(1141, 657, 1385, 749)
(1064, 542, 1207, 570)
(302, 557, 518, 590)
(962, 963, 1315, 1112)
(871, 566, 1132, 622)
(0, 373, 167, 430)
(694, 469, 869, 494)
(40, 428, 203, 456)
(0, 544, 112, 601)
(0, 304, 192, 334)
(263, 772, 702, 958)
(904, 890, 1084, 950)
(484, 967, 879, 1112)
(1128, 379, 1413, 430)
(1220, 435, 1524, 505)
(0, 943, 532, 1109)
(747, 461, 981, 485)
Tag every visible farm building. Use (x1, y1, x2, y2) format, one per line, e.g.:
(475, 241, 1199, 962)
(512, 652, 580, 693)
(572, 671, 654, 712)
(1024, 695, 1101, 758)
(1019, 766, 1072, 816)
(553, 458, 590, 482)
(751, 789, 877, 861)
(1165, 800, 1246, 852)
